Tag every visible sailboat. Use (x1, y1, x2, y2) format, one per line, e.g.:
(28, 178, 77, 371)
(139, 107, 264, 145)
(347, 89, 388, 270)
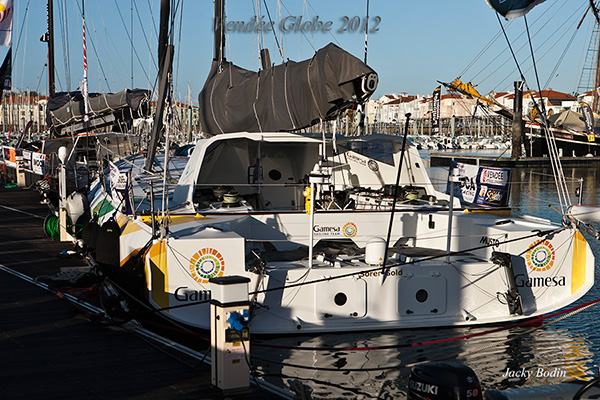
(81, 0, 594, 335)
(0, 0, 151, 189)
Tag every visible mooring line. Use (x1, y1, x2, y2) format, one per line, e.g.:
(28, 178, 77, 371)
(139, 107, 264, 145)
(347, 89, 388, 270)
(0, 204, 46, 219)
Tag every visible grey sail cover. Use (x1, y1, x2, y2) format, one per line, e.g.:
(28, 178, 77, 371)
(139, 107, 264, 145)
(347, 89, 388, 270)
(47, 89, 151, 136)
(198, 43, 378, 135)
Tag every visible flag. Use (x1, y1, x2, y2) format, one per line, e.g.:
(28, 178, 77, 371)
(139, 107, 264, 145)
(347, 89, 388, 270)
(485, 0, 547, 19)
(581, 103, 595, 142)
(432, 86, 441, 134)
(0, 46, 10, 99)
(0, 0, 12, 46)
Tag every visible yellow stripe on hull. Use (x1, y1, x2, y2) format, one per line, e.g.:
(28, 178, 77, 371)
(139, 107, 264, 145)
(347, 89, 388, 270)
(571, 230, 587, 295)
(148, 240, 169, 309)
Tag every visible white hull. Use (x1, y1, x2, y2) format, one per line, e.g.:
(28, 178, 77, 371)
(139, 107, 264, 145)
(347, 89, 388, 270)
(107, 208, 592, 334)
(88, 132, 594, 334)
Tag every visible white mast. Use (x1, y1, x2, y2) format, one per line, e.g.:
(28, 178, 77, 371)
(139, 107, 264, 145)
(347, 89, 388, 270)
(82, 0, 90, 122)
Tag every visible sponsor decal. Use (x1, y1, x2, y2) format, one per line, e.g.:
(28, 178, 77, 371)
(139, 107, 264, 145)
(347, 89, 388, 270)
(174, 286, 211, 302)
(526, 240, 555, 272)
(515, 274, 565, 288)
(484, 189, 503, 204)
(481, 168, 509, 186)
(189, 248, 225, 283)
(478, 185, 487, 198)
(480, 236, 501, 248)
(359, 269, 402, 278)
(314, 222, 358, 238)
(343, 222, 358, 238)
(367, 159, 379, 172)
(313, 225, 341, 235)
(409, 380, 439, 395)
(346, 152, 367, 167)
(449, 161, 511, 207)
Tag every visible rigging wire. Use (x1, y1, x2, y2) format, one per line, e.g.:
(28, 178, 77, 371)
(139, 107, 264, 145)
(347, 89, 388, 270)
(77, 1, 113, 93)
(487, 0, 576, 91)
(494, 2, 586, 92)
(543, 20, 580, 90)
(469, 0, 578, 93)
(10, 0, 31, 101)
(174, 0, 184, 105)
(132, 0, 155, 65)
(57, 0, 71, 91)
(575, 15, 594, 94)
(469, 0, 557, 85)
(524, 14, 571, 209)
(302, 0, 342, 47)
(459, 19, 514, 78)
(278, 0, 316, 53)
(95, 2, 126, 91)
(496, 13, 571, 212)
(113, 0, 151, 84)
(9, 0, 30, 70)
(262, 0, 284, 61)
(146, 0, 159, 40)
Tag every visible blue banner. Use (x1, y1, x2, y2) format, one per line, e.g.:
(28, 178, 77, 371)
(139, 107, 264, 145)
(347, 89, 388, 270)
(447, 161, 511, 207)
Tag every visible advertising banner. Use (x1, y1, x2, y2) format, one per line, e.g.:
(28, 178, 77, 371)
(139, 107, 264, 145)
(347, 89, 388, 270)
(448, 161, 511, 207)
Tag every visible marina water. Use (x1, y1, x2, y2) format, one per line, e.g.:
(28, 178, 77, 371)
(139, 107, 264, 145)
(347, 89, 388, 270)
(252, 150, 600, 399)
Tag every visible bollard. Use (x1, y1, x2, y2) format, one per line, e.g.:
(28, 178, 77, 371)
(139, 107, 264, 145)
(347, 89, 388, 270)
(209, 275, 251, 393)
(58, 146, 71, 242)
(15, 155, 26, 187)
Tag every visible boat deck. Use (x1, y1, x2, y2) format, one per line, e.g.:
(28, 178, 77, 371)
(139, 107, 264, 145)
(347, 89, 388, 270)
(0, 187, 290, 399)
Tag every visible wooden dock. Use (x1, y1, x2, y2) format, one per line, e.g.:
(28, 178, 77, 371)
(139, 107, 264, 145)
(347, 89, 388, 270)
(0, 187, 292, 400)
(429, 153, 600, 168)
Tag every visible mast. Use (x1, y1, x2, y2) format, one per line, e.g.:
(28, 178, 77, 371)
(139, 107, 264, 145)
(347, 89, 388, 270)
(214, 0, 225, 64)
(47, 0, 55, 96)
(590, 0, 600, 113)
(82, 0, 90, 123)
(512, 81, 524, 159)
(144, 0, 174, 171)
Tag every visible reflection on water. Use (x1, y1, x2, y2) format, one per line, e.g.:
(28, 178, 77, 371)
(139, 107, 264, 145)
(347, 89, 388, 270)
(251, 151, 600, 399)
(253, 322, 598, 398)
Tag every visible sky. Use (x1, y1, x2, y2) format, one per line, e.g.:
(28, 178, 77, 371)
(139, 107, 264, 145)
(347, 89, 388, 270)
(1, 0, 596, 103)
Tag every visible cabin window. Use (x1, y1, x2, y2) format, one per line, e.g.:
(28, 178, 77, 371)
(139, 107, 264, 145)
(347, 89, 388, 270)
(338, 140, 394, 166)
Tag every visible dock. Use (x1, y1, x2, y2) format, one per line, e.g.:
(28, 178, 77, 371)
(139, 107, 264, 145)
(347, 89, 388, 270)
(429, 153, 600, 168)
(0, 187, 292, 400)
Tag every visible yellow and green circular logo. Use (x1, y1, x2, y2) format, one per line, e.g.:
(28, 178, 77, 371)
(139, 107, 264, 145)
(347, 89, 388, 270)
(343, 222, 358, 238)
(526, 240, 555, 272)
(189, 248, 225, 283)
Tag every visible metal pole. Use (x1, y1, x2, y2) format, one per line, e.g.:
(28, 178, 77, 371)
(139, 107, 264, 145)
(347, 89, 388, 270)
(446, 168, 460, 263)
(48, 0, 55, 96)
(382, 113, 411, 279)
(308, 180, 315, 269)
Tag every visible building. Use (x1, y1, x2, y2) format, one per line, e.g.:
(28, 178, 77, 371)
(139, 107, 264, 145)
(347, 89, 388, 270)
(0, 92, 47, 133)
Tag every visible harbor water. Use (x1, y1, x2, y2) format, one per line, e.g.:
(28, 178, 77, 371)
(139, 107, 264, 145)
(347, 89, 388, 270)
(252, 150, 600, 399)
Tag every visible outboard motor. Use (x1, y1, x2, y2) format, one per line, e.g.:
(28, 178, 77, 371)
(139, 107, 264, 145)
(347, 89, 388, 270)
(407, 362, 483, 400)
